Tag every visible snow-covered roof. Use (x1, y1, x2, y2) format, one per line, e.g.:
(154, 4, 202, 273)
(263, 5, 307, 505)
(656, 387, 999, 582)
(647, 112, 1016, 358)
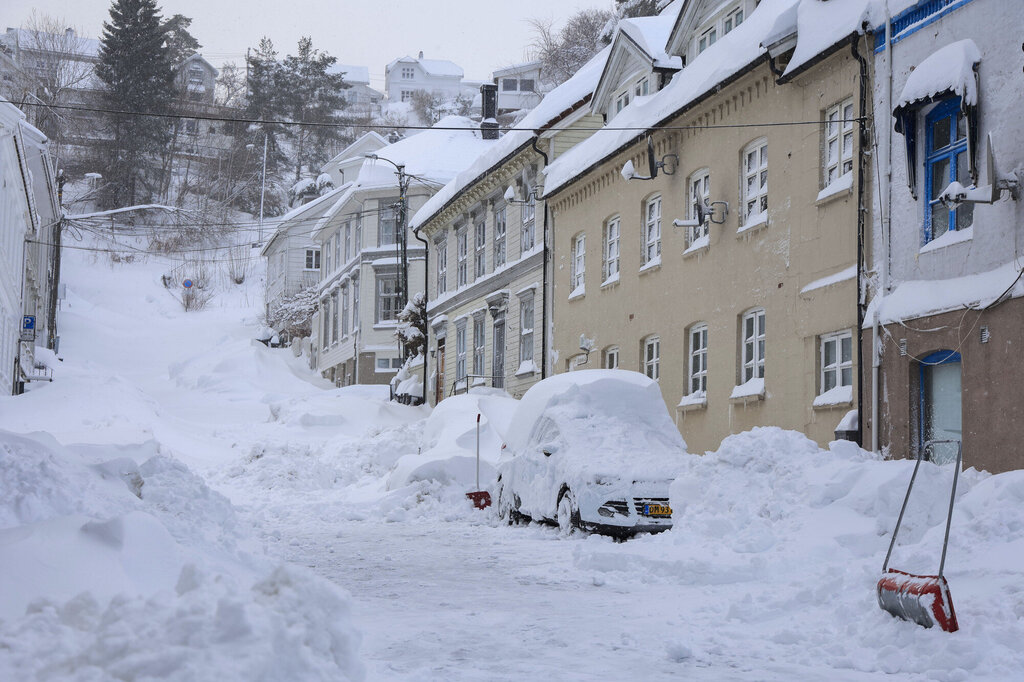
(261, 183, 352, 255)
(178, 53, 218, 76)
(492, 61, 542, 78)
(331, 63, 370, 85)
(410, 46, 611, 231)
(3, 27, 100, 59)
(545, 0, 803, 195)
(388, 55, 463, 79)
(616, 0, 684, 69)
(895, 39, 981, 112)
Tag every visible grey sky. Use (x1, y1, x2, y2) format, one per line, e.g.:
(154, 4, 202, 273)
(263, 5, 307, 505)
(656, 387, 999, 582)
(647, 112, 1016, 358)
(3, 0, 614, 89)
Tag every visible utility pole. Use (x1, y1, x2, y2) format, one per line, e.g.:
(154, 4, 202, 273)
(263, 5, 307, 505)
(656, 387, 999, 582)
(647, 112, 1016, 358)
(47, 169, 66, 352)
(258, 132, 268, 244)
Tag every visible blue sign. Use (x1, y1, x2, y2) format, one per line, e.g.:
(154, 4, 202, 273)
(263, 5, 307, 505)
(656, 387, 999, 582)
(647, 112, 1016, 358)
(22, 316, 35, 331)
(182, 279, 193, 289)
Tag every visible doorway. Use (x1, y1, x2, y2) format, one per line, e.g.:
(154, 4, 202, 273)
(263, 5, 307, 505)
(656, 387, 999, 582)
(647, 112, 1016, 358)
(435, 337, 446, 404)
(920, 350, 962, 465)
(492, 315, 505, 389)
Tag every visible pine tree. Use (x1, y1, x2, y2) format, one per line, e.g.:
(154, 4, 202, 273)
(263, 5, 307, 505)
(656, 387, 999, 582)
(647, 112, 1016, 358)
(96, 0, 176, 207)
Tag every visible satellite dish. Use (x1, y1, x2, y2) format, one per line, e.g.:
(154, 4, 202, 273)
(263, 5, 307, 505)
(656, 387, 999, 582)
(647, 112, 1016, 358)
(620, 160, 636, 181)
(504, 185, 516, 202)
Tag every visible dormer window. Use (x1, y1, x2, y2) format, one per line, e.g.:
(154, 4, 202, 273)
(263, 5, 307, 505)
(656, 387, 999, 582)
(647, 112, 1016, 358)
(698, 26, 717, 54)
(634, 77, 649, 98)
(724, 8, 744, 34)
(615, 91, 630, 114)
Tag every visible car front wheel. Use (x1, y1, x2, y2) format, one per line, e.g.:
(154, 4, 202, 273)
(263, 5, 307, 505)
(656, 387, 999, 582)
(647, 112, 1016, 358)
(556, 489, 580, 536)
(497, 479, 521, 525)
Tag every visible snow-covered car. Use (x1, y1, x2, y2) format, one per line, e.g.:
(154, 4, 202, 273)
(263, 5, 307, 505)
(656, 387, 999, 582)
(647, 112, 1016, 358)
(494, 370, 687, 537)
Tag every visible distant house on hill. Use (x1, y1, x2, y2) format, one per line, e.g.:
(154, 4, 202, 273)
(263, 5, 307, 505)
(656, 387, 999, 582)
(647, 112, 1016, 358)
(492, 61, 545, 114)
(384, 52, 467, 105)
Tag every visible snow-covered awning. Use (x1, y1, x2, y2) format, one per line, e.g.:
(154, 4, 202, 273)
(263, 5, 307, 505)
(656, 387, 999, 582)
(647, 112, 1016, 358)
(892, 39, 981, 199)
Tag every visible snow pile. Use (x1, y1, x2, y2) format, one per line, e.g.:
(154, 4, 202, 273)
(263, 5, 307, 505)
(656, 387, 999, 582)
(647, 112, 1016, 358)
(572, 427, 1024, 679)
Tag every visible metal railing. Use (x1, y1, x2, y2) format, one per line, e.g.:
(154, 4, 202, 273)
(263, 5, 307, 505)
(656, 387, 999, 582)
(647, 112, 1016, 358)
(449, 373, 505, 396)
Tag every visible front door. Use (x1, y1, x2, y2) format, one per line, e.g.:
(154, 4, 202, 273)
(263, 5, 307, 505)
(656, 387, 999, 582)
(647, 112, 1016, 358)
(921, 351, 962, 464)
(435, 337, 446, 404)
(492, 316, 505, 389)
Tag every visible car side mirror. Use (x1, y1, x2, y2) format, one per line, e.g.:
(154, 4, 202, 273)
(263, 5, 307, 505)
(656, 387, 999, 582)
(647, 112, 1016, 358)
(542, 449, 553, 457)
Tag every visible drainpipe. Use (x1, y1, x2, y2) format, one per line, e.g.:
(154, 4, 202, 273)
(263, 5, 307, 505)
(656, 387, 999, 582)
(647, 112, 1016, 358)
(413, 223, 429, 403)
(852, 35, 869, 449)
(531, 138, 550, 380)
(872, 9, 894, 455)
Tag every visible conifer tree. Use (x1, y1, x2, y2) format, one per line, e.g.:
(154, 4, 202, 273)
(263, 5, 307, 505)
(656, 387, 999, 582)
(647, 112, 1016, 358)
(96, 0, 176, 207)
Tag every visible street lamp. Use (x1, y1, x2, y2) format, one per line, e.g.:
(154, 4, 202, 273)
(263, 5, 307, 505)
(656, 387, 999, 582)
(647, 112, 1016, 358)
(365, 154, 410, 312)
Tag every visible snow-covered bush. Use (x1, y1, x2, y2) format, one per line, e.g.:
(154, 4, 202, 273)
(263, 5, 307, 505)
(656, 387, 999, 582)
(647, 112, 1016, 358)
(268, 285, 318, 339)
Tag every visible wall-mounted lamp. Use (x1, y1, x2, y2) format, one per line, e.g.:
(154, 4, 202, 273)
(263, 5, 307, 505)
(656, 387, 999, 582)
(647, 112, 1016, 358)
(621, 138, 678, 181)
(938, 133, 1020, 209)
(672, 200, 729, 229)
(504, 184, 539, 205)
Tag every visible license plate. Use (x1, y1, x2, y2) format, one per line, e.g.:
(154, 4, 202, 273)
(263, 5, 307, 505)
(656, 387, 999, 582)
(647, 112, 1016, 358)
(642, 503, 672, 517)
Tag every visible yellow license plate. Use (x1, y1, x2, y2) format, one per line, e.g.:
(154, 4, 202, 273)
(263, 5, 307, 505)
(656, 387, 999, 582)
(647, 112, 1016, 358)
(643, 503, 672, 517)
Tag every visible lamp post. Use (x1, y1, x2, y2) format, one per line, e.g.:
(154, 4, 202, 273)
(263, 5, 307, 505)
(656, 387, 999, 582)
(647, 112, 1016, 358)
(365, 154, 410, 312)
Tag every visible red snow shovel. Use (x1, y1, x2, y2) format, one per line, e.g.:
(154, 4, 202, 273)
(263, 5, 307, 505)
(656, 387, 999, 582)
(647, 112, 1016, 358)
(877, 439, 962, 632)
(466, 413, 491, 509)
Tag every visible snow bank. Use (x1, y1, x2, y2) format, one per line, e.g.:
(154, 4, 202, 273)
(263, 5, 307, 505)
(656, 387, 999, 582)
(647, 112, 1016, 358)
(572, 427, 1024, 679)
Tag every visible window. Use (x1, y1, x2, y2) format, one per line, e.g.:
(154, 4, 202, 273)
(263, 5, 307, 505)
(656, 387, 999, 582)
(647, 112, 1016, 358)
(344, 223, 352, 261)
(634, 78, 649, 98)
(925, 98, 973, 243)
(519, 78, 535, 92)
(473, 315, 485, 377)
(456, 227, 468, 287)
(355, 219, 362, 253)
(603, 216, 620, 282)
(698, 26, 717, 54)
(502, 78, 517, 91)
(742, 139, 768, 223)
(521, 201, 535, 252)
(688, 169, 711, 247)
(821, 331, 853, 393)
(570, 233, 585, 293)
(474, 218, 486, 279)
(305, 249, 321, 270)
(643, 336, 660, 381)
(379, 199, 399, 245)
(643, 195, 661, 264)
(724, 8, 744, 34)
(352, 278, 360, 329)
(615, 91, 630, 114)
(456, 322, 467, 382)
(401, 67, 414, 80)
(689, 323, 708, 394)
(604, 346, 619, 370)
(436, 236, 448, 295)
(331, 290, 339, 344)
(321, 299, 330, 349)
(493, 206, 507, 268)
(824, 98, 855, 186)
(519, 293, 535, 365)
(741, 309, 766, 383)
(334, 231, 341, 269)
(401, 90, 413, 102)
(376, 357, 404, 370)
(341, 286, 350, 337)
(376, 274, 400, 323)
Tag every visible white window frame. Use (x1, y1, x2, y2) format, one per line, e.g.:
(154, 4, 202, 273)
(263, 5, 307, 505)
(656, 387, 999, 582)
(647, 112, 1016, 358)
(436, 236, 448, 295)
(401, 90, 413, 102)
(570, 233, 585, 292)
(401, 67, 414, 80)
(603, 216, 620, 282)
(352, 278, 360, 330)
(521, 201, 535, 252)
(455, 322, 467, 382)
(688, 323, 708, 394)
(643, 195, 661, 265)
(344, 223, 352, 262)
(502, 78, 517, 92)
(519, 293, 535, 365)
(742, 138, 768, 223)
(379, 198, 399, 246)
(474, 217, 486, 280)
(376, 273, 400, 323)
(634, 77, 649, 98)
(493, 206, 506, 269)
(615, 90, 630, 114)
(331, 289, 339, 344)
(643, 335, 660, 381)
(321, 298, 330, 349)
(604, 346, 619, 370)
(473, 314, 485, 377)
(688, 169, 711, 247)
(333, 232, 341, 270)
(456, 227, 468, 287)
(723, 7, 744, 34)
(824, 98, 855, 186)
(820, 330, 853, 394)
(698, 25, 717, 54)
(741, 308, 766, 383)
(341, 285, 350, 337)
(305, 249, 321, 271)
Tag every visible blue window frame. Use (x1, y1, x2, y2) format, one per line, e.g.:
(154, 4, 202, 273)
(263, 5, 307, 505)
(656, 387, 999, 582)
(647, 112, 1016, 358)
(924, 98, 973, 244)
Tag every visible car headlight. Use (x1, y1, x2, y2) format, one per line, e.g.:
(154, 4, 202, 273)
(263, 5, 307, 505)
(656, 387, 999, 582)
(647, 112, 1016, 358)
(597, 500, 629, 517)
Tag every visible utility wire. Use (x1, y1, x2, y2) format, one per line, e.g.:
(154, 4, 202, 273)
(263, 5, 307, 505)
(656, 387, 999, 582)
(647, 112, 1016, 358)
(14, 100, 867, 133)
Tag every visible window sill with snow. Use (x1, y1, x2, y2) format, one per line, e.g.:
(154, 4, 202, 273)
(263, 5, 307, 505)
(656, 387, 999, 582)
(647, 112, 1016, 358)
(813, 384, 853, 409)
(815, 172, 854, 206)
(729, 377, 765, 404)
(919, 225, 973, 255)
(677, 390, 707, 412)
(600, 272, 620, 290)
(737, 213, 768, 236)
(638, 255, 662, 275)
(682, 234, 710, 258)
(567, 285, 585, 302)
(515, 360, 539, 377)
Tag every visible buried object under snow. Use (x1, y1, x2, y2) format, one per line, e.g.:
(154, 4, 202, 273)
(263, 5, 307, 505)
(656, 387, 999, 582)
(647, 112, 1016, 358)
(877, 440, 962, 632)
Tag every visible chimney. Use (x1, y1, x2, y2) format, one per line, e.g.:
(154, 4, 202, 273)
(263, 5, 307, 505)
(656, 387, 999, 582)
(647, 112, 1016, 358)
(418, 50, 424, 60)
(480, 83, 498, 140)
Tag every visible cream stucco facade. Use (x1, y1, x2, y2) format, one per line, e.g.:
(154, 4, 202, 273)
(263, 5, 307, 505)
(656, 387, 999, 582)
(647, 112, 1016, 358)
(546, 41, 871, 452)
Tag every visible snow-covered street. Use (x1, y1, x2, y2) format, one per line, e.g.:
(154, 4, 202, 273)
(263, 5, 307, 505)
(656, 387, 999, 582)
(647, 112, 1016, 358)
(3, 246, 1024, 681)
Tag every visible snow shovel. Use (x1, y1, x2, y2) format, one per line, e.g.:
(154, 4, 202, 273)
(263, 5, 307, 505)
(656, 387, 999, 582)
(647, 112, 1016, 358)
(877, 439, 962, 632)
(466, 413, 491, 509)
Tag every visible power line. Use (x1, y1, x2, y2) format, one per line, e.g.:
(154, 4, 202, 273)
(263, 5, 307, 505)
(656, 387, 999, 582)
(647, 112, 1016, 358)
(14, 100, 866, 133)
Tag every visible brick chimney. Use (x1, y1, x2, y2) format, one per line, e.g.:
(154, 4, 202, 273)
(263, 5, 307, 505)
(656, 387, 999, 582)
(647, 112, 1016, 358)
(480, 83, 498, 140)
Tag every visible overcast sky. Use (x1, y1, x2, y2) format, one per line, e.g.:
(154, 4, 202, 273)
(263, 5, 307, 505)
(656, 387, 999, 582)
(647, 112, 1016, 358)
(3, 0, 614, 88)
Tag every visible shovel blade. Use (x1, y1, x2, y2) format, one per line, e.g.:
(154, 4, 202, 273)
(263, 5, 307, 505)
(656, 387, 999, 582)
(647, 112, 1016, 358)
(466, 491, 491, 509)
(877, 569, 959, 632)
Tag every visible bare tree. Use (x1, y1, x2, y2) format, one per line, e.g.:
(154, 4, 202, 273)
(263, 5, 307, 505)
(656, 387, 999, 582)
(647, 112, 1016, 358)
(215, 62, 246, 107)
(8, 11, 97, 160)
(528, 8, 615, 86)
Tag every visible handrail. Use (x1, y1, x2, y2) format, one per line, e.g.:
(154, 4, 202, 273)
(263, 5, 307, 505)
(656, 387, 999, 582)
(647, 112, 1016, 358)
(449, 373, 505, 396)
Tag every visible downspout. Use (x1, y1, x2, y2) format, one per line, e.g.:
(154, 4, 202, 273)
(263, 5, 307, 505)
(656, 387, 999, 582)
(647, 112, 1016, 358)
(852, 35, 870, 449)
(413, 223, 429, 403)
(531, 135, 550, 379)
(872, 8, 894, 455)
